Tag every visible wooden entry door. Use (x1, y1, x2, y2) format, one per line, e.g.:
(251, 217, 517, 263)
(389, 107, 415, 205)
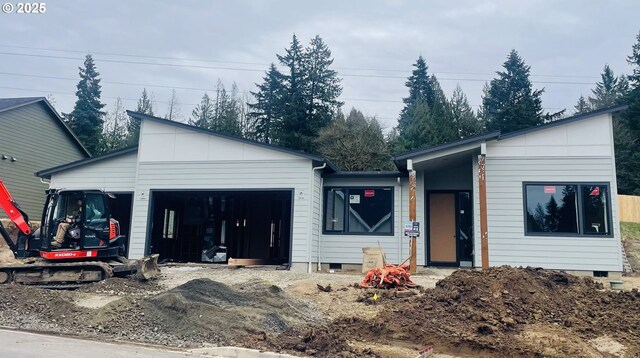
(429, 193, 457, 264)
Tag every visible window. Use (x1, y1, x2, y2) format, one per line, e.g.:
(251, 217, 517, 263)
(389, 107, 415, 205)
(323, 187, 393, 235)
(163, 209, 176, 239)
(524, 183, 611, 236)
(84, 194, 107, 224)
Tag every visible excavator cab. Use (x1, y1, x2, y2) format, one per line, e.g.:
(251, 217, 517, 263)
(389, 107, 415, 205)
(32, 189, 126, 258)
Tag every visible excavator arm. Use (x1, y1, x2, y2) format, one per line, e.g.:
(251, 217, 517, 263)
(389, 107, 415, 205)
(0, 179, 32, 236)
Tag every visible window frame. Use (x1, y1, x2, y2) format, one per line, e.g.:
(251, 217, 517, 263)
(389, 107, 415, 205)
(522, 181, 613, 238)
(322, 186, 394, 236)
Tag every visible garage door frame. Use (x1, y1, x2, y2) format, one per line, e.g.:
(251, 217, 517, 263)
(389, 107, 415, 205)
(144, 188, 295, 265)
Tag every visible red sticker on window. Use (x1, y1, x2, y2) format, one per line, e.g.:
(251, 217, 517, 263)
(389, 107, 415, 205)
(544, 186, 556, 194)
(590, 187, 600, 196)
(364, 189, 375, 197)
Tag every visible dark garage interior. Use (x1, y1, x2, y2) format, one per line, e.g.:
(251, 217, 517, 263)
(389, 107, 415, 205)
(108, 192, 133, 256)
(149, 190, 292, 265)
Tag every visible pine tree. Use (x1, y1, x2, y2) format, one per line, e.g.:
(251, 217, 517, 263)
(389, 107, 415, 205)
(99, 98, 129, 153)
(276, 34, 308, 150)
(450, 85, 483, 138)
(274, 34, 343, 152)
(302, 35, 343, 135)
(165, 89, 182, 121)
(126, 89, 155, 146)
(248, 64, 284, 143)
(574, 95, 591, 114)
(317, 108, 393, 171)
(190, 93, 215, 129)
(212, 81, 242, 136)
(64, 54, 106, 154)
(394, 55, 455, 151)
(588, 65, 628, 109)
(617, 30, 640, 194)
(482, 50, 546, 133)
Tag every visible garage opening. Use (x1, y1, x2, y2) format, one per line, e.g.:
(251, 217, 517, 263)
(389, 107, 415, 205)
(149, 190, 292, 265)
(108, 192, 133, 256)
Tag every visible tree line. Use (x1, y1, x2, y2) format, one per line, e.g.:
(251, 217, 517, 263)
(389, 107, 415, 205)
(60, 32, 640, 193)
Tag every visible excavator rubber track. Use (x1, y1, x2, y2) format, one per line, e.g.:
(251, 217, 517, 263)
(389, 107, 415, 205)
(0, 259, 113, 286)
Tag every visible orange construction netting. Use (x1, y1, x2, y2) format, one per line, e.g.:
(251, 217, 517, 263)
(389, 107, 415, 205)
(360, 263, 417, 289)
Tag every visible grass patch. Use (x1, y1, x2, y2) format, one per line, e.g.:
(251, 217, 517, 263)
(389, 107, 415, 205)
(621, 222, 640, 273)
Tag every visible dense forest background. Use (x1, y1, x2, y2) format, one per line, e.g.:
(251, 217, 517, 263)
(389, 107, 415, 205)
(60, 32, 640, 194)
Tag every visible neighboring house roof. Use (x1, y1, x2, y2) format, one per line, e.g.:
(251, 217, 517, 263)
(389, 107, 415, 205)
(126, 111, 339, 172)
(36, 146, 137, 179)
(0, 97, 91, 157)
(393, 104, 629, 168)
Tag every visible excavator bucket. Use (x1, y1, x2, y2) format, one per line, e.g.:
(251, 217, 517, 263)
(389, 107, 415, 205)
(136, 254, 160, 280)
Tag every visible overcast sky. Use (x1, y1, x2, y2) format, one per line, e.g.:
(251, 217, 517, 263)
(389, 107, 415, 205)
(1, 0, 639, 130)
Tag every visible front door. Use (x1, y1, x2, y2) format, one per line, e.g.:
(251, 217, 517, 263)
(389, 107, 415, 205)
(428, 193, 457, 265)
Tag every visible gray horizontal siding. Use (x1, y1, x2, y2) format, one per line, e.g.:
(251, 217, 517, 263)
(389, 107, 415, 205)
(485, 156, 622, 272)
(0, 103, 87, 218)
(128, 160, 313, 261)
(49, 152, 138, 192)
(320, 177, 405, 265)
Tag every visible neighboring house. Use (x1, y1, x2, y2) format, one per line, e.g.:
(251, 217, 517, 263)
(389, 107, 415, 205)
(36, 105, 627, 276)
(0, 97, 89, 219)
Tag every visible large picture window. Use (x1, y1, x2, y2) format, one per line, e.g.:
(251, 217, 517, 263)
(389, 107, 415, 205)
(524, 183, 611, 236)
(323, 187, 393, 235)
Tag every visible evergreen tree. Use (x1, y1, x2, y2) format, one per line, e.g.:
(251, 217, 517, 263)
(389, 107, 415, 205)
(190, 93, 215, 129)
(394, 55, 455, 152)
(248, 63, 284, 143)
(574, 95, 591, 114)
(64, 54, 106, 154)
(482, 50, 546, 133)
(276, 34, 308, 150)
(317, 108, 393, 171)
(126, 88, 155, 146)
(588, 65, 629, 109)
(211, 81, 242, 136)
(99, 98, 129, 153)
(274, 34, 343, 152)
(301, 35, 343, 141)
(164, 89, 182, 121)
(450, 85, 483, 138)
(544, 196, 560, 232)
(618, 30, 640, 194)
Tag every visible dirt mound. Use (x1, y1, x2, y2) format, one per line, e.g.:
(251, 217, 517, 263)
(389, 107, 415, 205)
(243, 327, 380, 358)
(86, 278, 326, 347)
(78, 277, 162, 296)
(325, 266, 640, 357)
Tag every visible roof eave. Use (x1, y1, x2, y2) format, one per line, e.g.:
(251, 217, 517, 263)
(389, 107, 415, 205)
(35, 146, 138, 179)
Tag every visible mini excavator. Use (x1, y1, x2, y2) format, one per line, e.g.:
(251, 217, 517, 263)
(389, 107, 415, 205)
(0, 179, 159, 287)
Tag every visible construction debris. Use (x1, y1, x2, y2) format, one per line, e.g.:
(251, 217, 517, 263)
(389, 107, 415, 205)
(360, 263, 417, 289)
(316, 284, 332, 292)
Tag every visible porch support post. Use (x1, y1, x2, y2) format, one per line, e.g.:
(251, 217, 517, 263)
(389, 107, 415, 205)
(478, 153, 489, 269)
(408, 160, 417, 274)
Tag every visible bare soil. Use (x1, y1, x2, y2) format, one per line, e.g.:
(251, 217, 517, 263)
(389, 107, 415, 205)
(0, 265, 639, 358)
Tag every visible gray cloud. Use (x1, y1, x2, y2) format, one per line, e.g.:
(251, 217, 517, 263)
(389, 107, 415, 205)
(1, 0, 638, 129)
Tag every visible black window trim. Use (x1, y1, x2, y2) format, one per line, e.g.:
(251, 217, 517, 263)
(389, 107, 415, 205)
(322, 186, 395, 236)
(522, 181, 613, 238)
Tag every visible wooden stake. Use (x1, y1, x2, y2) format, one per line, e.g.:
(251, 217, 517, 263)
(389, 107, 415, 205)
(478, 154, 489, 269)
(409, 169, 417, 274)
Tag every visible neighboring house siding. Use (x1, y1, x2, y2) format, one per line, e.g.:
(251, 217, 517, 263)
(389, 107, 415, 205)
(484, 113, 622, 272)
(128, 120, 315, 260)
(321, 177, 405, 265)
(49, 152, 138, 192)
(0, 102, 86, 218)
